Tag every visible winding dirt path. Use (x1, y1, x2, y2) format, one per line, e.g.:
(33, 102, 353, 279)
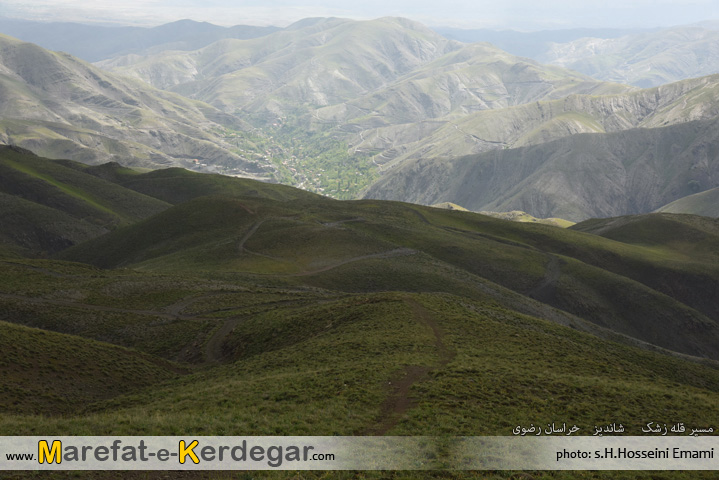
(1, 262, 83, 278)
(0, 290, 334, 366)
(367, 298, 455, 435)
(289, 248, 418, 277)
(237, 220, 266, 253)
(203, 317, 243, 363)
(163, 292, 236, 317)
(320, 217, 365, 227)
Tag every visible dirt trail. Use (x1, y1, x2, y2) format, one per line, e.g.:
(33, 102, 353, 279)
(203, 317, 243, 363)
(289, 248, 417, 277)
(0, 290, 321, 366)
(237, 220, 266, 252)
(367, 298, 455, 435)
(164, 292, 235, 317)
(0, 290, 238, 366)
(2, 262, 83, 278)
(320, 217, 365, 227)
(0, 293, 199, 320)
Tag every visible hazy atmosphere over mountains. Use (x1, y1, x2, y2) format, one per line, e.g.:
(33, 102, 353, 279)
(3, 8, 719, 219)
(2, 2, 719, 478)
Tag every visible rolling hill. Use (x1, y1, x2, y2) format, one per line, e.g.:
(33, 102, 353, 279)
(437, 23, 719, 88)
(98, 17, 463, 115)
(49, 165, 719, 361)
(0, 145, 170, 254)
(98, 17, 631, 130)
(353, 73, 719, 169)
(2, 156, 719, 480)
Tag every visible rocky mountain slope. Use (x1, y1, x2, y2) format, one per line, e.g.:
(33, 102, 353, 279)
(353, 73, 719, 169)
(0, 33, 270, 175)
(439, 23, 719, 88)
(539, 25, 719, 87)
(3, 17, 719, 221)
(364, 116, 719, 222)
(99, 17, 629, 125)
(98, 17, 463, 116)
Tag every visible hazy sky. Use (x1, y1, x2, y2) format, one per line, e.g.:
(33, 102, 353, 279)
(2, 0, 719, 30)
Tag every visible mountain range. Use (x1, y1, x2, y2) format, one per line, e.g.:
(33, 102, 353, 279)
(0, 17, 279, 62)
(1, 16, 718, 220)
(0, 33, 275, 177)
(7, 17, 719, 89)
(439, 23, 719, 88)
(2, 15, 719, 478)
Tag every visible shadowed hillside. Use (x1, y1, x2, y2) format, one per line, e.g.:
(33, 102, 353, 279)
(0, 145, 169, 254)
(365, 116, 719, 222)
(49, 166, 719, 361)
(2, 153, 719, 480)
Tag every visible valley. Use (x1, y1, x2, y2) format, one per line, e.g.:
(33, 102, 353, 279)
(2, 16, 719, 220)
(1, 11, 719, 478)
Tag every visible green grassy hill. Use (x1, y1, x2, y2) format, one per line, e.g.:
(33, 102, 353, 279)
(0, 318, 178, 416)
(3, 259, 719, 480)
(56, 180, 719, 361)
(0, 145, 170, 254)
(3, 160, 719, 479)
(106, 165, 321, 205)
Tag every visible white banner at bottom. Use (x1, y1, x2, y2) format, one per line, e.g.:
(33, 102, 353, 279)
(1, 436, 718, 470)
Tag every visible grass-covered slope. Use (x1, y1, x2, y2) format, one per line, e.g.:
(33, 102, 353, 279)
(4, 283, 719, 476)
(0, 145, 170, 253)
(3, 164, 719, 480)
(57, 182, 719, 361)
(107, 166, 322, 205)
(0, 319, 178, 416)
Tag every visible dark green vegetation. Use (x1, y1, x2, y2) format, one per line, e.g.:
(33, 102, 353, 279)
(2, 147, 719, 480)
(0, 145, 169, 254)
